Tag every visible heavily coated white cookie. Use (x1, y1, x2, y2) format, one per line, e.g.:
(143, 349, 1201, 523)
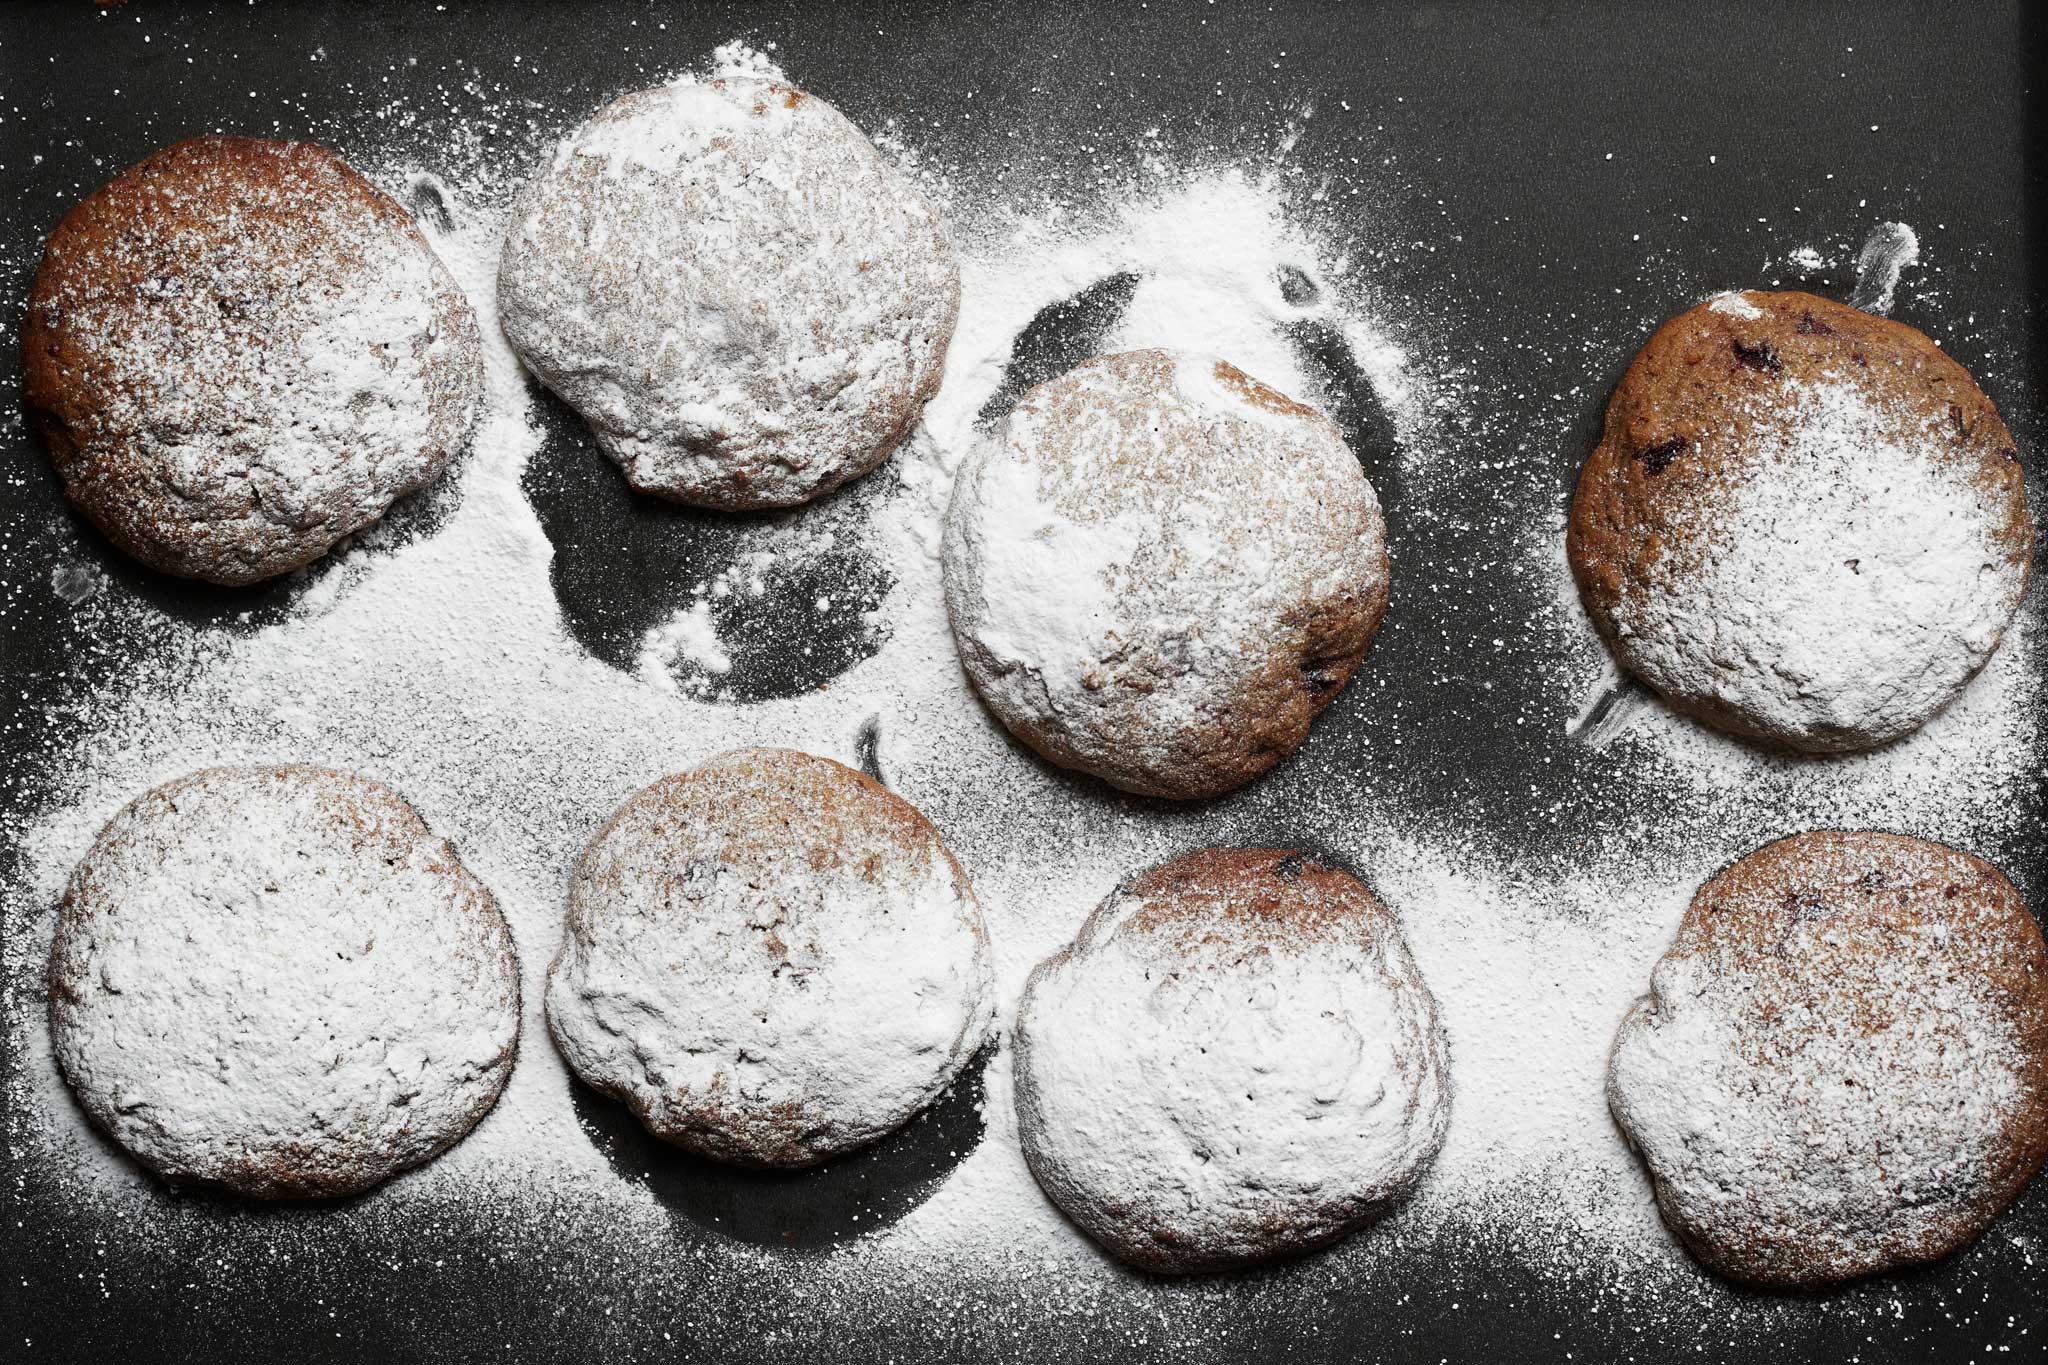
(943, 349, 1387, 800)
(499, 75, 959, 509)
(48, 766, 520, 1198)
(546, 748, 993, 1167)
(1014, 849, 1450, 1272)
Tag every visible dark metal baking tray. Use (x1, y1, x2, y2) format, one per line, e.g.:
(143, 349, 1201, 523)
(3, 2, 2043, 1360)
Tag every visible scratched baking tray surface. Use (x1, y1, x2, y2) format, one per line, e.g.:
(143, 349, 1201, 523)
(3, 3, 2045, 1362)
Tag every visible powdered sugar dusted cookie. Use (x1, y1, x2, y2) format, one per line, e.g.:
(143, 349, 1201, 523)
(499, 75, 958, 510)
(942, 349, 1388, 800)
(1014, 849, 1450, 1273)
(546, 748, 993, 1167)
(1568, 290, 2032, 752)
(24, 136, 483, 586)
(1608, 831, 2048, 1289)
(48, 766, 520, 1199)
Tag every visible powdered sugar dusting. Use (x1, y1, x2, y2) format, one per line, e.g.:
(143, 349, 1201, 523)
(636, 597, 733, 688)
(1609, 833, 2048, 1288)
(945, 445, 1149, 689)
(1608, 376, 2026, 751)
(546, 748, 993, 1167)
(26, 137, 483, 585)
(1850, 220, 1921, 315)
(498, 73, 958, 509)
(49, 765, 520, 1199)
(1707, 290, 1763, 319)
(943, 347, 1385, 798)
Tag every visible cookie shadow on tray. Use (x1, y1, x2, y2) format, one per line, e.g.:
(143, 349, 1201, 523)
(568, 1042, 994, 1252)
(1283, 309, 1405, 519)
(973, 271, 1141, 430)
(518, 384, 895, 704)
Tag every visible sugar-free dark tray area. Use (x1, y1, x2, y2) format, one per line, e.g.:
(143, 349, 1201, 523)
(3, 3, 2045, 1362)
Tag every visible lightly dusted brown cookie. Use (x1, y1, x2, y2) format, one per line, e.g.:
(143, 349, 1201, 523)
(1567, 290, 2031, 752)
(1608, 830, 2048, 1289)
(24, 135, 483, 586)
(942, 349, 1388, 800)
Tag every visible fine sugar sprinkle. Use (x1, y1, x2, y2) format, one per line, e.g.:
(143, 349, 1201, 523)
(2, 37, 2041, 1354)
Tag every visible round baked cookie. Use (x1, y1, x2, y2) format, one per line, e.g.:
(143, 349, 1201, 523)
(1014, 848, 1450, 1273)
(545, 747, 993, 1167)
(48, 766, 520, 1199)
(499, 75, 958, 510)
(1608, 831, 2048, 1289)
(942, 349, 1388, 800)
(24, 136, 483, 586)
(1567, 290, 2032, 752)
